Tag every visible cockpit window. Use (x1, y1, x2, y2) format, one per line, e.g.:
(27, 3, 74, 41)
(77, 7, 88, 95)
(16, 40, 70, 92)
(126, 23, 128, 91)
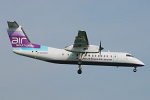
(126, 54, 133, 57)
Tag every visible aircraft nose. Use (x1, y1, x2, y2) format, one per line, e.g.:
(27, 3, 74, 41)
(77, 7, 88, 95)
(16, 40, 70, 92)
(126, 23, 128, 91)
(140, 61, 145, 66)
(137, 60, 145, 66)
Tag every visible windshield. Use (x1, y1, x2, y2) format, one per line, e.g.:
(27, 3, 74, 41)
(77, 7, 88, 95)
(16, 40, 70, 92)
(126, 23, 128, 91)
(126, 54, 133, 57)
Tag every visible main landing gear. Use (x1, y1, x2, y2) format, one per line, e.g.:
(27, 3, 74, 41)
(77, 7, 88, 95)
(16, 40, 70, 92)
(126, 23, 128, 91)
(133, 67, 137, 72)
(78, 69, 82, 74)
(77, 53, 86, 74)
(77, 62, 84, 74)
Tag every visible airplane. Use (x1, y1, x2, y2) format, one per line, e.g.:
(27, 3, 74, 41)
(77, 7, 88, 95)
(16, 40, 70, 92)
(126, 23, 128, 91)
(7, 21, 145, 74)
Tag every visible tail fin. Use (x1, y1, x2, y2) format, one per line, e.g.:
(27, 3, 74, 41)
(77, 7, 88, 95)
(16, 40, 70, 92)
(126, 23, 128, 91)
(7, 21, 40, 48)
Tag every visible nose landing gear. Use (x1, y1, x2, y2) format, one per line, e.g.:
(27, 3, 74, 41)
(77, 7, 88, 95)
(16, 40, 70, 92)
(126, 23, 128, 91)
(133, 67, 137, 72)
(77, 53, 86, 74)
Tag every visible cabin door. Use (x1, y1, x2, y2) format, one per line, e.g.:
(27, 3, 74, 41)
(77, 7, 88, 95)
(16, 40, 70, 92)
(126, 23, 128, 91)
(113, 54, 118, 63)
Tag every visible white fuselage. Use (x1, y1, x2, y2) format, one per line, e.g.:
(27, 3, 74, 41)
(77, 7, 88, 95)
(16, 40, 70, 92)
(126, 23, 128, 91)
(13, 46, 144, 67)
(7, 21, 145, 74)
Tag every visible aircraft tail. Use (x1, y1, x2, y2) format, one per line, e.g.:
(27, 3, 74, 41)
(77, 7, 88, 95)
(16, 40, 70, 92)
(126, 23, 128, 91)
(7, 21, 40, 48)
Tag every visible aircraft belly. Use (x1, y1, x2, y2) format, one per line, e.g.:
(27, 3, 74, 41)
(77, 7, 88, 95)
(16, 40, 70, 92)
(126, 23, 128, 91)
(45, 59, 141, 67)
(13, 49, 142, 67)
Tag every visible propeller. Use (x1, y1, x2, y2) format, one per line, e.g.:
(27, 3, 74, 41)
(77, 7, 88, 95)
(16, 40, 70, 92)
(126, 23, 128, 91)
(99, 41, 104, 55)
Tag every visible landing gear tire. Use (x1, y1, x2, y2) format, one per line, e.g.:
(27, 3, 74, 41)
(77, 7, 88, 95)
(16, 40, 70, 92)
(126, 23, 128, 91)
(77, 69, 82, 74)
(133, 67, 137, 72)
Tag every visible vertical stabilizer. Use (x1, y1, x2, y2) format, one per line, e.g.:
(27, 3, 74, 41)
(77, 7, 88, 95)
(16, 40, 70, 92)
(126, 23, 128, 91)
(7, 21, 40, 48)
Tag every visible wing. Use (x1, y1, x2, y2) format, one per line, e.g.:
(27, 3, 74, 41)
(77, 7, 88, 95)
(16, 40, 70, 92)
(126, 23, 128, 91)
(73, 30, 89, 47)
(65, 30, 99, 53)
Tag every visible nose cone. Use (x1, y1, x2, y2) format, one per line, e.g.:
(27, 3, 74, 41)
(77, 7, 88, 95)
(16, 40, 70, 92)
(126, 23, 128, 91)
(137, 59, 145, 66)
(139, 61, 145, 66)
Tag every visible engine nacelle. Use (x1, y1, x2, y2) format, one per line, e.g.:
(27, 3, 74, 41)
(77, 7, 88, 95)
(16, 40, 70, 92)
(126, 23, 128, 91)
(65, 45, 99, 53)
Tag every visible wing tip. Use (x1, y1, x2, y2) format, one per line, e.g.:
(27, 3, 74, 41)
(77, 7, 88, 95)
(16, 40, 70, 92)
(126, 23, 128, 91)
(78, 30, 86, 32)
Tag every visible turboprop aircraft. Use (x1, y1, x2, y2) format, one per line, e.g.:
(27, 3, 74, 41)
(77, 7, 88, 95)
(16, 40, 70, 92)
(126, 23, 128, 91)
(7, 21, 145, 74)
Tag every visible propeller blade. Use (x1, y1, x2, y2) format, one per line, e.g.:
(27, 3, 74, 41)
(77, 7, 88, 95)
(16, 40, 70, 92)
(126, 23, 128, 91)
(99, 41, 104, 55)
